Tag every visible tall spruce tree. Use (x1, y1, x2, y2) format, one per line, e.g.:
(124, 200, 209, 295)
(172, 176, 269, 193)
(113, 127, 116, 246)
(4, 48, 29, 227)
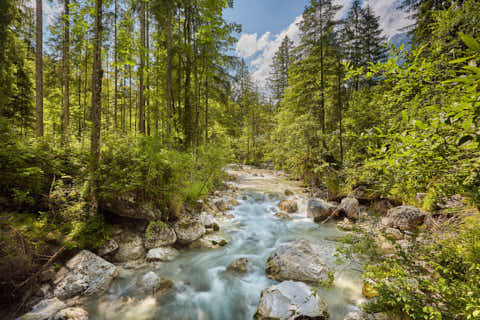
(298, 0, 341, 132)
(268, 36, 294, 103)
(342, 1, 386, 89)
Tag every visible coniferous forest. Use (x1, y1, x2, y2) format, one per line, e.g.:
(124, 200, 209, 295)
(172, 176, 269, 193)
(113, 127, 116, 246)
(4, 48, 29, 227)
(1, 0, 480, 319)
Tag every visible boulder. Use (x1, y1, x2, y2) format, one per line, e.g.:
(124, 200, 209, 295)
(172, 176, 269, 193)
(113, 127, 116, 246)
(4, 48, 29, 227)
(136, 271, 173, 295)
(189, 233, 229, 249)
(279, 200, 298, 213)
(102, 194, 162, 220)
(265, 240, 332, 284)
(53, 250, 118, 300)
(382, 206, 425, 231)
(254, 281, 329, 320)
(17, 298, 65, 320)
(214, 199, 228, 212)
(337, 218, 354, 231)
(384, 227, 403, 240)
(146, 247, 180, 262)
(200, 212, 220, 231)
(275, 211, 293, 221)
(174, 218, 206, 245)
(307, 199, 337, 222)
(144, 224, 177, 249)
(97, 239, 119, 256)
(226, 258, 250, 273)
(54, 307, 89, 320)
(336, 197, 360, 220)
(344, 310, 372, 320)
(113, 231, 146, 262)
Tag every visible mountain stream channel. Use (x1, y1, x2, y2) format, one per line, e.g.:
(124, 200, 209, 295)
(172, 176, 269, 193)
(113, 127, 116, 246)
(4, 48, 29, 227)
(87, 166, 365, 320)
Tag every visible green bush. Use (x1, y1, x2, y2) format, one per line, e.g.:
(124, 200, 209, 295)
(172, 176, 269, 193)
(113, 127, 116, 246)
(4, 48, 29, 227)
(362, 218, 480, 320)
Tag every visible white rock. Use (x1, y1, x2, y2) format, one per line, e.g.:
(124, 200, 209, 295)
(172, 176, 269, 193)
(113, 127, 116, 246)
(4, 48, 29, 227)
(53, 250, 118, 299)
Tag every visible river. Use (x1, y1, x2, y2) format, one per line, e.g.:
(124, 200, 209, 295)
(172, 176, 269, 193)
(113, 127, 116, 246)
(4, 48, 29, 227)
(87, 166, 364, 320)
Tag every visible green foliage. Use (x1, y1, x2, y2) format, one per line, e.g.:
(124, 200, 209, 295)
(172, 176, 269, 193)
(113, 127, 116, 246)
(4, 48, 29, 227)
(99, 135, 231, 210)
(343, 33, 480, 205)
(362, 219, 480, 320)
(145, 220, 168, 241)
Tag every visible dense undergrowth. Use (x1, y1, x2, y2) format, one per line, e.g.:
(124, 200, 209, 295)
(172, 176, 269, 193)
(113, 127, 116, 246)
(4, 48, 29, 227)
(0, 119, 231, 309)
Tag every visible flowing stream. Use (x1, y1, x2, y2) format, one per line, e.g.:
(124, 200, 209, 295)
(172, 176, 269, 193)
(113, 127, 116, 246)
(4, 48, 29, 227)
(88, 167, 364, 320)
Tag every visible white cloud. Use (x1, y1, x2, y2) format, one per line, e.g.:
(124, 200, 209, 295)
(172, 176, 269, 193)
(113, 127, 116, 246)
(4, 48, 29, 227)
(236, 15, 303, 88)
(236, 0, 411, 88)
(362, 0, 413, 37)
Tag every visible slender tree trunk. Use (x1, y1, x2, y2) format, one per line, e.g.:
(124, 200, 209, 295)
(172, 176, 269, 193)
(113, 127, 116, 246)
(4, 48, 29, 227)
(35, 0, 43, 137)
(114, 0, 118, 129)
(83, 41, 88, 136)
(62, 0, 70, 144)
(205, 75, 208, 143)
(90, 0, 103, 216)
(337, 62, 343, 166)
(183, 4, 193, 149)
(320, 32, 325, 133)
(165, 4, 173, 146)
(138, 0, 145, 134)
(78, 67, 81, 138)
(129, 65, 132, 131)
(105, 51, 109, 131)
(146, 2, 150, 136)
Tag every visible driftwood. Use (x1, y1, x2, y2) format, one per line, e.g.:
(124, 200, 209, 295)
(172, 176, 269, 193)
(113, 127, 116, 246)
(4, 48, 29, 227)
(320, 209, 339, 224)
(15, 246, 65, 291)
(13, 246, 65, 316)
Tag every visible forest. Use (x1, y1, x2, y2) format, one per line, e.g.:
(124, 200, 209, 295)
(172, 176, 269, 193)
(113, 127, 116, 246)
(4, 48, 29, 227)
(1, 0, 480, 319)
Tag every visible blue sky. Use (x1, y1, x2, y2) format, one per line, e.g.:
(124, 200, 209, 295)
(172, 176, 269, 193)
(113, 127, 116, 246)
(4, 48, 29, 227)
(224, 0, 310, 36)
(226, 0, 412, 87)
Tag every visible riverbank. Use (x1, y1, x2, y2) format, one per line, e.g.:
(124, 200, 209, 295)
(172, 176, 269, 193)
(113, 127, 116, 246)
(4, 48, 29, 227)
(15, 165, 480, 320)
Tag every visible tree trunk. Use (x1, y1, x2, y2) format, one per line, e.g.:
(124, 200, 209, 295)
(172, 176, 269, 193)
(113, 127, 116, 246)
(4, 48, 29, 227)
(114, 0, 118, 130)
(35, 0, 43, 137)
(205, 75, 208, 143)
(90, 0, 103, 216)
(165, 4, 173, 146)
(62, 0, 70, 144)
(183, 3, 193, 150)
(146, 2, 150, 136)
(138, 0, 145, 134)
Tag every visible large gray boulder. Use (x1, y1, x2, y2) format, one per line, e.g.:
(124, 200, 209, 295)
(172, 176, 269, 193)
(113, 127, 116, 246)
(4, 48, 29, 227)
(174, 218, 206, 245)
(53, 250, 118, 300)
(254, 281, 329, 320)
(144, 224, 177, 249)
(382, 206, 425, 231)
(146, 247, 179, 262)
(17, 298, 65, 320)
(265, 240, 332, 284)
(307, 199, 337, 222)
(102, 194, 162, 220)
(113, 231, 146, 262)
(336, 197, 360, 220)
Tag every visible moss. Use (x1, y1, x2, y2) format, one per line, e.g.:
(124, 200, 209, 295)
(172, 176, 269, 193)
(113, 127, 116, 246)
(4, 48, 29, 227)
(145, 220, 168, 241)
